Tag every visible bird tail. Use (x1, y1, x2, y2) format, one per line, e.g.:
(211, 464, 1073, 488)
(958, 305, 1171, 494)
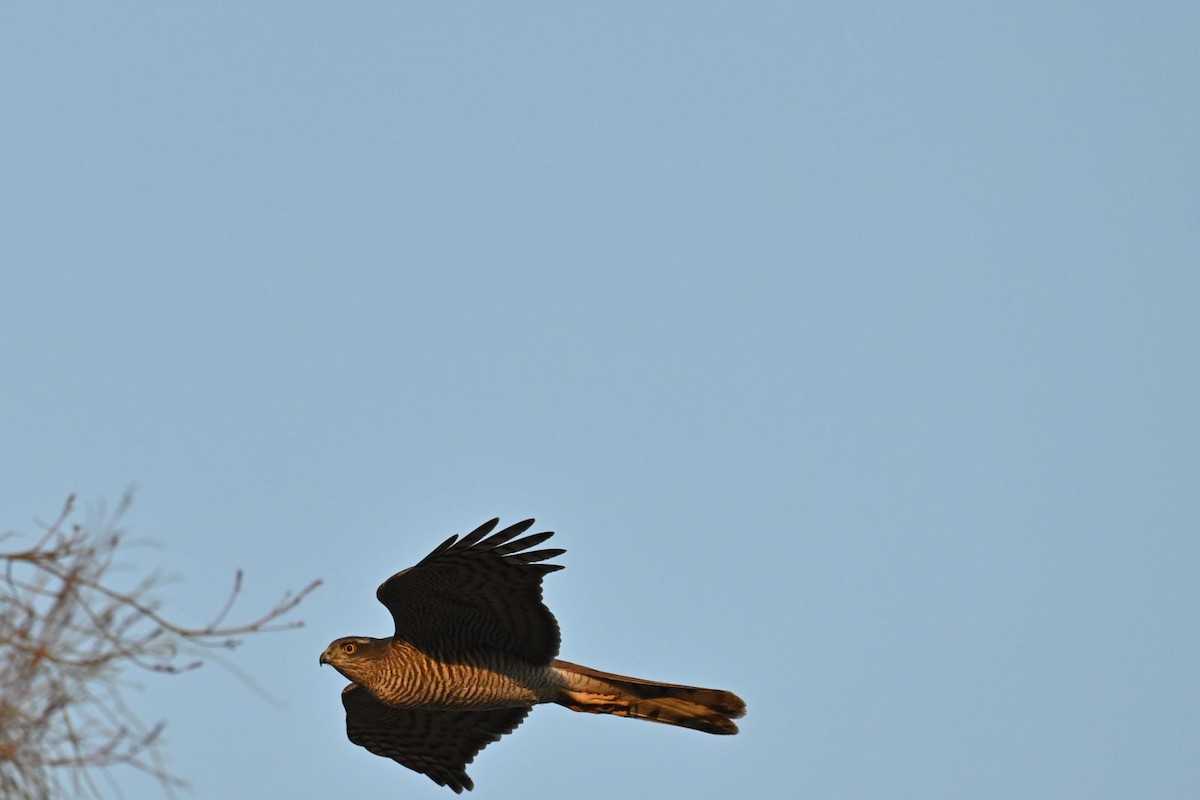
(551, 659, 746, 735)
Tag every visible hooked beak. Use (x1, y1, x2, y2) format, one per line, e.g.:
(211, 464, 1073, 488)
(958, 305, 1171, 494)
(319, 650, 330, 666)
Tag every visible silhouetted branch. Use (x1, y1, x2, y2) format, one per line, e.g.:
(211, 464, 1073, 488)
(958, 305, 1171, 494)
(0, 492, 322, 799)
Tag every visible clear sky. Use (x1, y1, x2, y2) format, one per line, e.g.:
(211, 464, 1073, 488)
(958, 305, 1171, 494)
(2, 4, 1197, 799)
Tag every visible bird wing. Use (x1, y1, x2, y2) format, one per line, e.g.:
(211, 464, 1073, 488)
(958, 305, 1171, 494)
(375, 518, 565, 664)
(341, 683, 531, 794)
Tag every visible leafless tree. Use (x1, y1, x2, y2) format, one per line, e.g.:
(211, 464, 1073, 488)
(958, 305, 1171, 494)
(0, 492, 321, 799)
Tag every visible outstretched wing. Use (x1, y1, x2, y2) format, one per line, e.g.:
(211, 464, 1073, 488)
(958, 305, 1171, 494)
(376, 518, 565, 663)
(341, 683, 530, 794)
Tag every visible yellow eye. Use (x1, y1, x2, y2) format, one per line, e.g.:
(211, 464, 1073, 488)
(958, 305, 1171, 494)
(341, 642, 357, 655)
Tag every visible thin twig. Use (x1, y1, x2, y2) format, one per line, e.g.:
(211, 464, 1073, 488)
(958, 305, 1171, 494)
(0, 492, 320, 799)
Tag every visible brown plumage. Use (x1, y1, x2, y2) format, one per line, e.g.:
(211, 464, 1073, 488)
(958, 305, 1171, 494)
(320, 518, 745, 793)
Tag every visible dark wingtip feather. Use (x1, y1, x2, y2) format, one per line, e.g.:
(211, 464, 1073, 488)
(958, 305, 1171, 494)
(493, 530, 555, 556)
(458, 518, 500, 548)
(412, 533, 460, 568)
(479, 518, 536, 549)
(519, 547, 566, 564)
(506, 518, 537, 534)
(430, 769, 470, 793)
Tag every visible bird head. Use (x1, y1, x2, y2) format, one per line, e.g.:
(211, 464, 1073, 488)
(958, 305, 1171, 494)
(319, 636, 384, 683)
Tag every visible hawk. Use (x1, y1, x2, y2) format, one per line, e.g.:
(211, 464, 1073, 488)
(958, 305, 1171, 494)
(320, 518, 745, 793)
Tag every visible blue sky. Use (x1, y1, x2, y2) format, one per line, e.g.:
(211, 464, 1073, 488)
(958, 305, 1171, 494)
(2, 4, 1197, 798)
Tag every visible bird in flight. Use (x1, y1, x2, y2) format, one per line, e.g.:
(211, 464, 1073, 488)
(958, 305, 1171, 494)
(320, 518, 745, 793)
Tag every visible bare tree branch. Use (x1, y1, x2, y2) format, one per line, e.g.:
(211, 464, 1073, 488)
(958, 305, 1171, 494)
(0, 492, 322, 799)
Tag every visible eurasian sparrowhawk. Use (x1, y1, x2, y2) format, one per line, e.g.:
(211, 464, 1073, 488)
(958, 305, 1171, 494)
(320, 518, 745, 793)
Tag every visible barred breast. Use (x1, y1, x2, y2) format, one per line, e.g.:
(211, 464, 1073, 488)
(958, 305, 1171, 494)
(370, 640, 558, 709)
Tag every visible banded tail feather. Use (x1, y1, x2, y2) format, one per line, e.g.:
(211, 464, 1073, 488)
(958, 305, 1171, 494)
(552, 659, 746, 735)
